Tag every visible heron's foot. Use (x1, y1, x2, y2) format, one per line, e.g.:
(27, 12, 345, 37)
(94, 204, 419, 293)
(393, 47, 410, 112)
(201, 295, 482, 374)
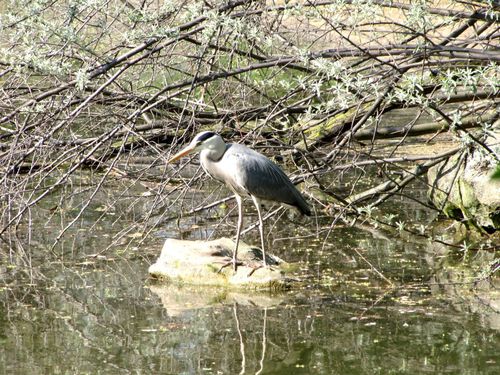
(246, 263, 276, 277)
(217, 259, 243, 274)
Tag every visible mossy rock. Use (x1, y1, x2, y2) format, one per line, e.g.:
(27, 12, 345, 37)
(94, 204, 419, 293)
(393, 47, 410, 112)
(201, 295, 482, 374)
(148, 238, 296, 290)
(427, 127, 500, 232)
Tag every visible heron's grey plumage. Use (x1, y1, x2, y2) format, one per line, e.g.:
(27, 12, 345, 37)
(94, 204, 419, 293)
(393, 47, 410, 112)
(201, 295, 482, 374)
(169, 131, 310, 270)
(201, 143, 311, 215)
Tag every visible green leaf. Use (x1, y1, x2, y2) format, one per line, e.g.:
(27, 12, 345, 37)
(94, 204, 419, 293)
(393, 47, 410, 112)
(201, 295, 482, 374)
(491, 164, 500, 180)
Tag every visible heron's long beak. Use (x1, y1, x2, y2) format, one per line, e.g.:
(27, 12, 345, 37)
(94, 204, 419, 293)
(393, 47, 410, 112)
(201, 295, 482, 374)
(168, 144, 196, 163)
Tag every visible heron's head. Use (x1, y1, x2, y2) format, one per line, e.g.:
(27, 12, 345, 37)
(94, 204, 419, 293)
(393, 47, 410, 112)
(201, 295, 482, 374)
(168, 131, 224, 163)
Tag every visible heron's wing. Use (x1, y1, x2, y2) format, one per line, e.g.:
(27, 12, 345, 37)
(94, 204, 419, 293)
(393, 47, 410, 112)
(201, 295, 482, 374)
(220, 144, 310, 215)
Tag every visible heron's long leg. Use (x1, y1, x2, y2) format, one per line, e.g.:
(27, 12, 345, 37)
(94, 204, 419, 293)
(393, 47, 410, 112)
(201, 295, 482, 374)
(233, 194, 244, 271)
(251, 196, 267, 267)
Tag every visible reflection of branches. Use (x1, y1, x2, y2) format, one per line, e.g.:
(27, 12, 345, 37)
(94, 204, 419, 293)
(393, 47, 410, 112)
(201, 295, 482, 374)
(1, 242, 134, 373)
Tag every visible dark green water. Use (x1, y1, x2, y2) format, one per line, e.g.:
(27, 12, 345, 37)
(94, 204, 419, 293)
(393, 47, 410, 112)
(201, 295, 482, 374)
(0, 177, 498, 374)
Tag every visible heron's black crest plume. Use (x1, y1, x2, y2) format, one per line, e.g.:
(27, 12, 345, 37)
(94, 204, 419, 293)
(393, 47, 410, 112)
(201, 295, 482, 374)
(195, 131, 217, 143)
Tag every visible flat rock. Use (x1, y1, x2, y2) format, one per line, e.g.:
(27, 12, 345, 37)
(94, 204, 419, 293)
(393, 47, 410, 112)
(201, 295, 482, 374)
(148, 238, 294, 289)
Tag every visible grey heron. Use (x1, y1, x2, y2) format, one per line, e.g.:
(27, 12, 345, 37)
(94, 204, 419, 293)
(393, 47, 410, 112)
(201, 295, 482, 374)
(168, 131, 311, 271)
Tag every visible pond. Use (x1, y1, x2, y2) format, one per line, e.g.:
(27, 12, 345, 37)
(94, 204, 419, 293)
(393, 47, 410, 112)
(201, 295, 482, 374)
(0, 170, 498, 375)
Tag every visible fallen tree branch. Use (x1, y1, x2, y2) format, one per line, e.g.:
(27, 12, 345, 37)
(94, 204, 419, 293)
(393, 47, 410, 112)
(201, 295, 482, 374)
(352, 110, 499, 140)
(346, 147, 462, 206)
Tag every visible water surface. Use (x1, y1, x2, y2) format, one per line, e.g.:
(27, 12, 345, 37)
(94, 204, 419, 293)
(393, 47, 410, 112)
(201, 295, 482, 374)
(0, 175, 498, 374)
